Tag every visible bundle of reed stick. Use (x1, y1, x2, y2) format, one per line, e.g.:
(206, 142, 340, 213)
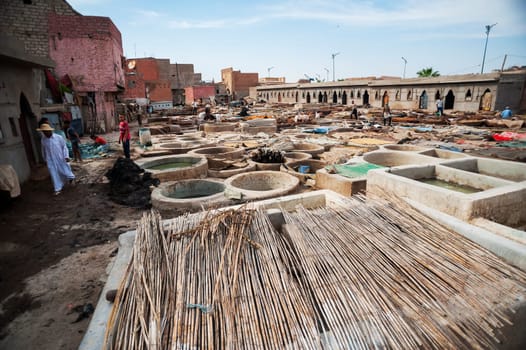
(104, 196, 526, 349)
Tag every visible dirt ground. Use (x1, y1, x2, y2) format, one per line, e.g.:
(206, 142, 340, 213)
(0, 154, 146, 350)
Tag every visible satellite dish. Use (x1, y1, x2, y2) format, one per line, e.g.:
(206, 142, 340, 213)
(127, 60, 136, 69)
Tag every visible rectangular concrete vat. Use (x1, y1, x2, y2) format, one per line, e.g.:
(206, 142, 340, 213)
(441, 157, 526, 182)
(418, 148, 470, 160)
(366, 163, 525, 227)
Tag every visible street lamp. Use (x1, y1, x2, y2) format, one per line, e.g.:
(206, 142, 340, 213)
(324, 68, 329, 82)
(331, 52, 340, 81)
(481, 23, 497, 74)
(267, 66, 275, 78)
(401, 57, 407, 79)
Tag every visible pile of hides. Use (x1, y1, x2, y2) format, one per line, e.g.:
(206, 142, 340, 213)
(105, 158, 159, 208)
(250, 147, 285, 163)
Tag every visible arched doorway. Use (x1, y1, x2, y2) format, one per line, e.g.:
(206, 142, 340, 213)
(362, 90, 369, 106)
(419, 90, 428, 109)
(278, 92, 282, 103)
(445, 90, 455, 109)
(342, 91, 347, 105)
(318, 92, 323, 103)
(306, 92, 311, 103)
(332, 91, 337, 103)
(323, 92, 328, 103)
(295, 91, 299, 103)
(19, 93, 37, 165)
(382, 91, 389, 107)
(479, 89, 492, 111)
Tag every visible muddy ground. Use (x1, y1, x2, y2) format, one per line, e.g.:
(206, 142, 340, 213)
(0, 156, 146, 350)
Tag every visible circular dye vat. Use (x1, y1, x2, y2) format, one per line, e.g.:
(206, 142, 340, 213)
(224, 171, 299, 201)
(188, 146, 245, 160)
(292, 142, 325, 158)
(208, 162, 256, 178)
(281, 159, 327, 183)
(148, 161, 196, 170)
(136, 155, 208, 182)
(177, 135, 205, 142)
(363, 151, 440, 167)
(284, 151, 312, 163)
(382, 144, 429, 152)
(157, 141, 215, 154)
(152, 179, 228, 211)
(247, 159, 282, 171)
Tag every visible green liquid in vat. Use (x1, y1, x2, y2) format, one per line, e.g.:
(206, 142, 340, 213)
(148, 162, 195, 170)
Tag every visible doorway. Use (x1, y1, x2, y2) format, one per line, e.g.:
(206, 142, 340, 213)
(479, 89, 492, 111)
(362, 90, 369, 106)
(19, 93, 37, 165)
(445, 90, 455, 109)
(342, 91, 347, 105)
(382, 91, 389, 107)
(419, 90, 428, 109)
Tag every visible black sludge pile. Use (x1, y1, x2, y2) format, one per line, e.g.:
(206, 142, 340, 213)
(105, 157, 160, 208)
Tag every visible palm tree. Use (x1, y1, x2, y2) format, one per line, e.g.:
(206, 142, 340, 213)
(416, 67, 440, 77)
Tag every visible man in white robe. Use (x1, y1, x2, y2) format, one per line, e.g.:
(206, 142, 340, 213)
(37, 123, 75, 195)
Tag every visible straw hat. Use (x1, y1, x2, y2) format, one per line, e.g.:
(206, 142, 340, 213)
(37, 123, 54, 131)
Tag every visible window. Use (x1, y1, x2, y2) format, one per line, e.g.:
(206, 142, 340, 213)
(395, 90, 401, 100)
(9, 117, 18, 137)
(350, 90, 354, 98)
(357, 91, 361, 98)
(465, 89, 472, 101)
(374, 91, 379, 100)
(407, 90, 413, 100)
(435, 90, 441, 100)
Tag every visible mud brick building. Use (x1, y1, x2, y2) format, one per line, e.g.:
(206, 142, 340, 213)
(221, 67, 259, 101)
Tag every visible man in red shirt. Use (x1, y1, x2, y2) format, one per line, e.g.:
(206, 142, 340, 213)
(118, 115, 131, 158)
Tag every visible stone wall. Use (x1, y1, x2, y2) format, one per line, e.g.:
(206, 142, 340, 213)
(0, 0, 78, 59)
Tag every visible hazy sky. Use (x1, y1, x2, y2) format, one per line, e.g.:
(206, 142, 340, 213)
(68, 0, 526, 83)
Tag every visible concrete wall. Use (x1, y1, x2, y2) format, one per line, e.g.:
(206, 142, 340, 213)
(470, 185, 526, 227)
(495, 71, 526, 112)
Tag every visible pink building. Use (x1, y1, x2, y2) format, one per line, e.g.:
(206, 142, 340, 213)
(48, 13, 125, 132)
(185, 85, 217, 105)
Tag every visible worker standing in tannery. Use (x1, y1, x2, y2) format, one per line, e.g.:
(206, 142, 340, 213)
(37, 123, 76, 196)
